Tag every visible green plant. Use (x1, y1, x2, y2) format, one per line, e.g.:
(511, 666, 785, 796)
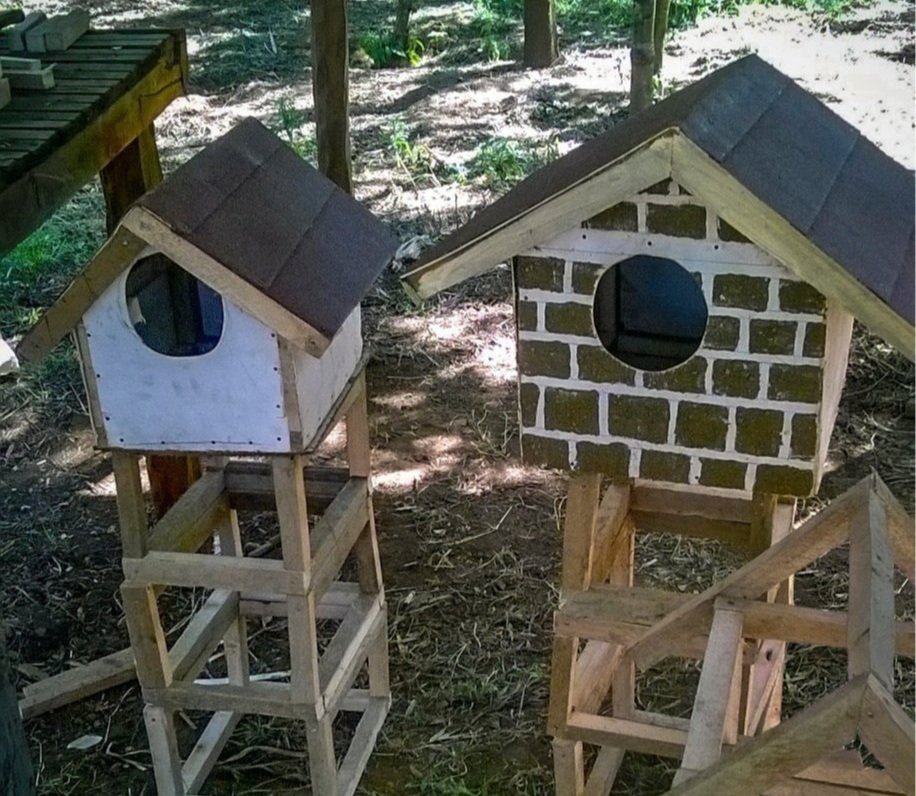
(471, 1, 514, 61)
(387, 119, 440, 182)
(359, 31, 425, 68)
(470, 136, 559, 189)
(274, 98, 317, 161)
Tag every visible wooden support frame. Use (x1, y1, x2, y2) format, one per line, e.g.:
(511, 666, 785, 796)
(23, 368, 389, 795)
(546, 473, 914, 796)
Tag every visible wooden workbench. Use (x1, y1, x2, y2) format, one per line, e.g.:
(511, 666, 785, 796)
(0, 28, 187, 252)
(0, 28, 189, 721)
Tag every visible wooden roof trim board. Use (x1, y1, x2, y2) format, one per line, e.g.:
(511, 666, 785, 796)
(670, 135, 915, 361)
(402, 133, 675, 301)
(122, 207, 331, 356)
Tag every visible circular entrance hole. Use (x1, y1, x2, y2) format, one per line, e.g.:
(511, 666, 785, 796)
(593, 255, 707, 372)
(125, 254, 224, 357)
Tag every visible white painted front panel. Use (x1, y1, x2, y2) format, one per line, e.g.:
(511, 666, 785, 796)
(294, 306, 363, 448)
(83, 271, 290, 452)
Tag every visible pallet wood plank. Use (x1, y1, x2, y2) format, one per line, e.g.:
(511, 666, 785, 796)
(583, 745, 625, 796)
(146, 469, 226, 554)
(337, 696, 390, 796)
(857, 675, 916, 794)
(310, 478, 371, 601)
(143, 706, 184, 796)
(182, 710, 240, 793)
(553, 738, 585, 796)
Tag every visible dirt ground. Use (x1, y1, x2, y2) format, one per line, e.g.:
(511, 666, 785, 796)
(1, 1, 914, 794)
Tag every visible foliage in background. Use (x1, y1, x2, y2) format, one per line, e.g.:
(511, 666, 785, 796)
(275, 97, 318, 161)
(358, 30, 427, 67)
(469, 136, 560, 189)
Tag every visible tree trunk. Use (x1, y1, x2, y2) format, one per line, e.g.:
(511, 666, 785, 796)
(653, 0, 671, 75)
(0, 624, 34, 796)
(394, 0, 414, 52)
(629, 0, 656, 114)
(524, 0, 559, 68)
(310, 0, 352, 193)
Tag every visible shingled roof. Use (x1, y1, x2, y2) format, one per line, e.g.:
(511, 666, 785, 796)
(18, 118, 399, 362)
(402, 55, 914, 358)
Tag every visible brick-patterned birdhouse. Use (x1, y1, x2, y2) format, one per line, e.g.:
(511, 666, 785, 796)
(402, 55, 914, 498)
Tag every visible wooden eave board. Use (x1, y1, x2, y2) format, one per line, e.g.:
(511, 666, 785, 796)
(136, 118, 399, 341)
(401, 54, 914, 358)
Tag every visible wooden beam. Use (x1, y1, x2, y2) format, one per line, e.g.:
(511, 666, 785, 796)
(309, 478, 371, 601)
(553, 738, 585, 796)
(627, 477, 873, 668)
(146, 469, 227, 554)
(665, 675, 868, 796)
(671, 134, 914, 360)
(847, 490, 895, 688)
(337, 697, 390, 796)
(182, 711, 239, 794)
(565, 710, 689, 758)
(583, 746, 625, 796)
(673, 604, 745, 785)
(561, 473, 604, 592)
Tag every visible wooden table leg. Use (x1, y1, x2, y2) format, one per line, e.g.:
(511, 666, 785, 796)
(99, 122, 199, 516)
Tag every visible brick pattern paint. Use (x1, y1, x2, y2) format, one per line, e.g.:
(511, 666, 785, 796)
(515, 180, 829, 496)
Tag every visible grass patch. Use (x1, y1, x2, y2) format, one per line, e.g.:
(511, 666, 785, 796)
(274, 97, 318, 162)
(469, 136, 559, 189)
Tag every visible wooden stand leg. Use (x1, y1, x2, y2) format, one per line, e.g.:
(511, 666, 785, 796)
(306, 715, 339, 794)
(553, 738, 585, 796)
(216, 510, 249, 687)
(144, 705, 184, 796)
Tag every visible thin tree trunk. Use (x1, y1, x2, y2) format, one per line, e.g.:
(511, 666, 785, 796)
(310, 0, 352, 193)
(394, 0, 414, 52)
(0, 625, 34, 796)
(653, 0, 671, 74)
(629, 0, 656, 113)
(524, 0, 559, 68)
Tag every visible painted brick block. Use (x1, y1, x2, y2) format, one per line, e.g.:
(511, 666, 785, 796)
(779, 280, 826, 314)
(645, 357, 707, 393)
(713, 274, 769, 311)
(717, 218, 751, 243)
(519, 382, 540, 427)
(803, 322, 826, 357)
(646, 203, 706, 238)
(790, 414, 818, 458)
(676, 402, 728, 450)
(699, 458, 747, 489)
(712, 359, 760, 399)
(545, 303, 594, 336)
(608, 395, 669, 443)
(577, 441, 630, 475)
(516, 256, 564, 291)
(768, 364, 822, 403)
(578, 346, 635, 385)
(571, 261, 602, 295)
(517, 300, 539, 331)
(735, 408, 783, 457)
(585, 202, 638, 231)
(518, 340, 570, 378)
(704, 316, 740, 350)
(544, 388, 599, 434)
(749, 319, 797, 355)
(522, 434, 568, 469)
(755, 464, 814, 496)
(640, 450, 690, 483)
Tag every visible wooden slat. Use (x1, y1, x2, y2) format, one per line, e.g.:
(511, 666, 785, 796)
(673, 604, 745, 785)
(583, 745, 625, 796)
(224, 462, 348, 513)
(627, 476, 873, 668)
(182, 711, 239, 793)
(337, 696, 391, 796)
(123, 552, 310, 596)
(146, 469, 227, 554)
(565, 711, 690, 758)
(310, 478, 371, 601)
(144, 681, 304, 719)
(857, 676, 916, 794)
(553, 738, 585, 796)
(665, 675, 867, 796)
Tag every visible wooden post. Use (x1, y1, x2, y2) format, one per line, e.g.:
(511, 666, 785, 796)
(310, 0, 352, 193)
(100, 124, 199, 516)
(0, 619, 34, 796)
(523, 0, 559, 68)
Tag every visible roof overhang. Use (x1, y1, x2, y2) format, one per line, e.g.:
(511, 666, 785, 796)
(17, 206, 332, 365)
(400, 130, 914, 361)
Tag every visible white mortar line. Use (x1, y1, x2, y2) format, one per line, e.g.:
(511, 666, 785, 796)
(737, 317, 750, 353)
(636, 201, 647, 233)
(523, 428, 816, 470)
(725, 406, 737, 452)
(667, 399, 678, 445)
(744, 462, 758, 493)
(519, 289, 592, 305)
(779, 410, 793, 459)
(767, 277, 780, 312)
(688, 456, 702, 485)
(569, 344, 579, 380)
(706, 209, 719, 240)
(536, 384, 545, 429)
(598, 392, 609, 437)
(519, 375, 819, 412)
(759, 363, 771, 401)
(794, 321, 806, 358)
(536, 302, 545, 332)
(567, 439, 577, 470)
(563, 260, 573, 293)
